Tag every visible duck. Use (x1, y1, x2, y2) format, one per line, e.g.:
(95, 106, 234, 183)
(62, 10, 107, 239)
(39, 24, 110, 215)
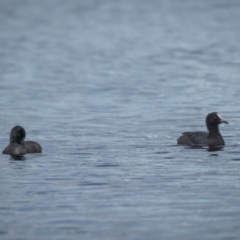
(177, 112, 228, 146)
(2, 126, 42, 155)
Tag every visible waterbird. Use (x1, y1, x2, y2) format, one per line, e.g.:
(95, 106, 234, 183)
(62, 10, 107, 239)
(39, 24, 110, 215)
(2, 126, 42, 155)
(177, 112, 228, 146)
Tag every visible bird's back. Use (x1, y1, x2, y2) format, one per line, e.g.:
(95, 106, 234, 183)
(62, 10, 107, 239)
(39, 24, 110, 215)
(25, 141, 42, 153)
(177, 131, 208, 145)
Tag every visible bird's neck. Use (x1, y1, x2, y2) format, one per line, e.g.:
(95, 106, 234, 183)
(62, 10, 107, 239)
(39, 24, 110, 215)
(207, 125, 221, 137)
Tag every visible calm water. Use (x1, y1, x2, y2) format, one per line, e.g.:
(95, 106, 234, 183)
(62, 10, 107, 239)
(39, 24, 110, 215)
(1, 0, 240, 239)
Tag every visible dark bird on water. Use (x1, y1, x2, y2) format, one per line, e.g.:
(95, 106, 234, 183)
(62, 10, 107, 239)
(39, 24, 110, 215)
(177, 112, 228, 146)
(2, 126, 42, 155)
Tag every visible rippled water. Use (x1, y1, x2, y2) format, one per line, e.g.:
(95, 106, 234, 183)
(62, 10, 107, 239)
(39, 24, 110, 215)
(1, 0, 240, 239)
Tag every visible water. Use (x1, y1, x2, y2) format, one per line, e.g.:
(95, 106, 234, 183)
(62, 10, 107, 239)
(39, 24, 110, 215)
(0, 0, 240, 239)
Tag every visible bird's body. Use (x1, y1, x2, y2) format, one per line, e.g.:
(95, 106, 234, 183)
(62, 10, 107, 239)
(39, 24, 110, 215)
(178, 131, 208, 145)
(2, 141, 42, 155)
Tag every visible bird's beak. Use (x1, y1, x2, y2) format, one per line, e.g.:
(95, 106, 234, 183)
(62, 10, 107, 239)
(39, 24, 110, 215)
(220, 119, 229, 124)
(217, 113, 229, 124)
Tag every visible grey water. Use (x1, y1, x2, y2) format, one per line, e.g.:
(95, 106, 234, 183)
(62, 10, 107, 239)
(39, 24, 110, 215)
(0, 0, 240, 239)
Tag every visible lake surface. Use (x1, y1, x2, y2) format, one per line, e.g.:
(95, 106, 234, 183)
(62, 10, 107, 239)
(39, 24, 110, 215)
(0, 0, 240, 239)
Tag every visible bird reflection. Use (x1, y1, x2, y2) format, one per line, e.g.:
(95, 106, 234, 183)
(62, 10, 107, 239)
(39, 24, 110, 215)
(10, 154, 26, 161)
(207, 145, 223, 152)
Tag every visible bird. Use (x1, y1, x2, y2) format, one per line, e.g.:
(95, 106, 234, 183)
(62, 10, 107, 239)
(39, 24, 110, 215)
(177, 112, 228, 146)
(2, 126, 42, 155)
